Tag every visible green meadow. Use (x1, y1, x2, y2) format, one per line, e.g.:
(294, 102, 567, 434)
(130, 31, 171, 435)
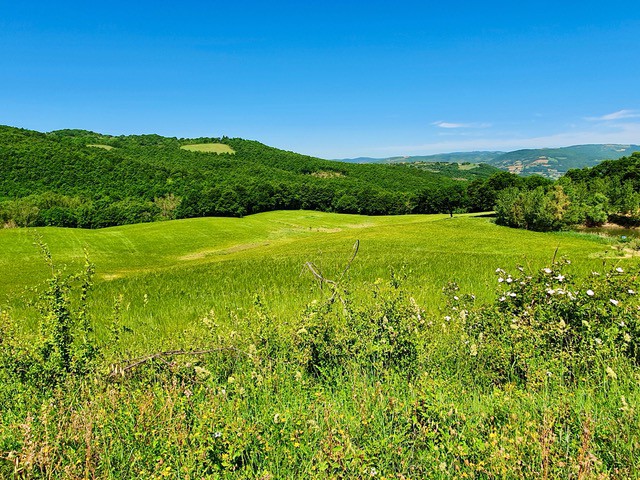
(0, 211, 614, 350)
(86, 144, 115, 150)
(180, 143, 236, 154)
(2, 211, 639, 479)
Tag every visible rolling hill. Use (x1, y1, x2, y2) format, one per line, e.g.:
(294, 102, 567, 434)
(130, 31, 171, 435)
(340, 144, 640, 179)
(0, 125, 500, 228)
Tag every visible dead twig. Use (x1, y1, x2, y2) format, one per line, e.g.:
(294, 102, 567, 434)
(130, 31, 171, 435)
(109, 346, 255, 378)
(304, 240, 359, 304)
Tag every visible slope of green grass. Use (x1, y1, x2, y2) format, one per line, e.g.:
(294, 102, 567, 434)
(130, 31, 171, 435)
(1, 211, 620, 352)
(86, 143, 114, 150)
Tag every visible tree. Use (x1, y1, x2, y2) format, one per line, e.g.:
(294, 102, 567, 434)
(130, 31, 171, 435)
(432, 184, 467, 217)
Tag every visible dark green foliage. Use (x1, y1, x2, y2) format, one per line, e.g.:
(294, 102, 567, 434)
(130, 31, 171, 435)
(496, 152, 640, 231)
(457, 260, 640, 386)
(0, 125, 505, 227)
(295, 270, 425, 377)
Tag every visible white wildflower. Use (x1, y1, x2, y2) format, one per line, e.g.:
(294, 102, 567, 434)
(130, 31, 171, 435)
(606, 366, 617, 380)
(506, 277, 513, 284)
(509, 292, 517, 297)
(610, 299, 619, 306)
(543, 268, 552, 274)
(555, 274, 565, 282)
(586, 289, 594, 297)
(499, 296, 506, 302)
(616, 267, 624, 273)
(498, 277, 504, 283)
(546, 289, 555, 295)
(628, 289, 635, 295)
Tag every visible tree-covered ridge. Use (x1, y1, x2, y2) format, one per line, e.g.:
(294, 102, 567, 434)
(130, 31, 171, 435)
(0, 125, 516, 228)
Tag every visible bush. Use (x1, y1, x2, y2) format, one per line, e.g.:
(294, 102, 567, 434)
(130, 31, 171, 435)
(294, 269, 425, 377)
(0, 242, 101, 389)
(448, 259, 640, 387)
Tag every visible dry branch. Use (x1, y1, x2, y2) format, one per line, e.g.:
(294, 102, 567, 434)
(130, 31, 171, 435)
(109, 346, 254, 378)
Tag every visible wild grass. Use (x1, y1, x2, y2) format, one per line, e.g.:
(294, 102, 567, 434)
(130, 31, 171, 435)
(180, 143, 236, 154)
(1, 211, 637, 478)
(0, 212, 619, 352)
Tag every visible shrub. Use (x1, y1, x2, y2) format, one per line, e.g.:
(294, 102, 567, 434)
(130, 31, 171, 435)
(0, 241, 101, 389)
(449, 259, 640, 387)
(294, 269, 426, 377)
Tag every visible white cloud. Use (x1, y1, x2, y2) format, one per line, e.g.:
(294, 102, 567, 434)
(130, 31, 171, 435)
(432, 121, 492, 129)
(587, 109, 640, 121)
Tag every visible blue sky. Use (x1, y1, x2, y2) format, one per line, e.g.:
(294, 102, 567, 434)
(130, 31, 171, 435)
(1, 0, 639, 158)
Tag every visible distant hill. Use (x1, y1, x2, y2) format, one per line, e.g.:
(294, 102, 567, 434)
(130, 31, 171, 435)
(489, 144, 640, 178)
(340, 144, 640, 179)
(340, 151, 503, 165)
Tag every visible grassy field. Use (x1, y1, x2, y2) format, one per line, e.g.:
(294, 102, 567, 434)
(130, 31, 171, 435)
(180, 143, 236, 154)
(2, 212, 639, 479)
(86, 144, 115, 150)
(0, 211, 618, 349)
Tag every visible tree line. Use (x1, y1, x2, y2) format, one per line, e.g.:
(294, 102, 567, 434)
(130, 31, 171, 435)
(495, 152, 640, 231)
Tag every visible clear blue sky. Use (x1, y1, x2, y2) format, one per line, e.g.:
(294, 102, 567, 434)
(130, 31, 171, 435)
(2, 0, 639, 158)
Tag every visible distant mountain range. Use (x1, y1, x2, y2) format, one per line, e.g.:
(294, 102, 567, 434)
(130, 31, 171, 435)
(339, 144, 640, 179)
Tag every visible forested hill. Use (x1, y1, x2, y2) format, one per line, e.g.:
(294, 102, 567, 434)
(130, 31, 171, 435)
(0, 126, 507, 228)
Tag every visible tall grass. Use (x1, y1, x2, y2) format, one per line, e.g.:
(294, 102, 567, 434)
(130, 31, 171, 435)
(1, 211, 637, 478)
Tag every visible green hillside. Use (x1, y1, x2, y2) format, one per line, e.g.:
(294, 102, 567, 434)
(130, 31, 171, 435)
(0, 126, 502, 228)
(341, 151, 504, 164)
(0, 211, 615, 346)
(492, 144, 640, 178)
